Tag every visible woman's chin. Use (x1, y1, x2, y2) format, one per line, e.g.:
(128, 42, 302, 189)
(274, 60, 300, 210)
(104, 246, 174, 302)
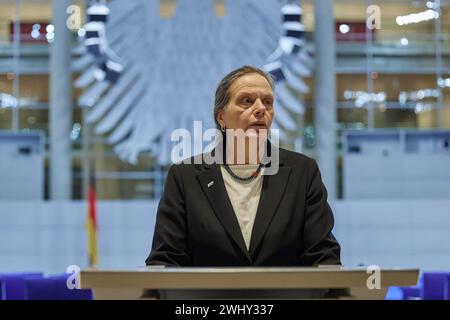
(246, 128, 269, 139)
(246, 130, 259, 137)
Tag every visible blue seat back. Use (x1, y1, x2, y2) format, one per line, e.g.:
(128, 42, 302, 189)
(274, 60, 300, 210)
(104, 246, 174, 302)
(49, 273, 93, 300)
(421, 272, 450, 300)
(385, 286, 421, 300)
(25, 274, 93, 300)
(25, 278, 58, 300)
(0, 272, 43, 300)
(444, 274, 450, 301)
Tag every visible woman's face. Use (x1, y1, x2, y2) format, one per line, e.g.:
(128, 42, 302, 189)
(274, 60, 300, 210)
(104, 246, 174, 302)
(217, 73, 275, 135)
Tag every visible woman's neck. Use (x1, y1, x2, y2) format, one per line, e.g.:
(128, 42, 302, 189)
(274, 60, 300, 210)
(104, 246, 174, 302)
(225, 136, 267, 165)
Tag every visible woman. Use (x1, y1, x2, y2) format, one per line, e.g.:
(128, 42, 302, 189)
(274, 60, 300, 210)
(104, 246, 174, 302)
(146, 65, 341, 267)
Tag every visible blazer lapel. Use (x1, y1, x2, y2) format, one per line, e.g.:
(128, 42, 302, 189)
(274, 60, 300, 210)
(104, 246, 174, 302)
(196, 164, 252, 263)
(249, 165, 292, 258)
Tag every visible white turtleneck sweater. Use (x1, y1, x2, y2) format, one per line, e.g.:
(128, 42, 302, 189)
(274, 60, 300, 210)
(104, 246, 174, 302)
(220, 164, 263, 251)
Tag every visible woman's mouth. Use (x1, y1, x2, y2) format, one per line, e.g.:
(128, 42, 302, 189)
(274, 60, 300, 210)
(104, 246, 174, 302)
(247, 123, 267, 130)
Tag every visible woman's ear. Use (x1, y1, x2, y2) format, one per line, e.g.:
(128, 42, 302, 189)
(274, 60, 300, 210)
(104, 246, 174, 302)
(216, 110, 225, 128)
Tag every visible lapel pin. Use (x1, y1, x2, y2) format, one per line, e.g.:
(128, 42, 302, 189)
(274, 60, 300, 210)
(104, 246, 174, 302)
(207, 181, 214, 188)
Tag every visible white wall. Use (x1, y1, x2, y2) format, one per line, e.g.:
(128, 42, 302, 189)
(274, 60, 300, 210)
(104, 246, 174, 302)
(0, 199, 449, 274)
(332, 199, 450, 270)
(0, 201, 157, 274)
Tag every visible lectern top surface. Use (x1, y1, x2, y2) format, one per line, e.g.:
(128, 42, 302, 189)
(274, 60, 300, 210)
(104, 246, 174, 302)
(80, 267, 420, 290)
(82, 266, 419, 274)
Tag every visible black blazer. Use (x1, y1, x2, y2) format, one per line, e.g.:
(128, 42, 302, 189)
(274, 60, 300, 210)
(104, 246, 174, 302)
(146, 147, 341, 267)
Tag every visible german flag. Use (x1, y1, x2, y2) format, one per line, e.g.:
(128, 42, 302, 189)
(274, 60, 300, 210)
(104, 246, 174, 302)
(86, 160, 98, 267)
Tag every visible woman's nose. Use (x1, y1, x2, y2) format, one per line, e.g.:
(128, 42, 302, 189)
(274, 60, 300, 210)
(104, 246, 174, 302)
(254, 99, 266, 117)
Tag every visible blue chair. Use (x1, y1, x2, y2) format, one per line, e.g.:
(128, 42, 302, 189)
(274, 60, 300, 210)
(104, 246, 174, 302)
(50, 273, 93, 300)
(444, 274, 450, 301)
(0, 280, 4, 300)
(25, 274, 93, 300)
(25, 278, 58, 300)
(385, 286, 421, 300)
(0, 273, 43, 300)
(420, 272, 450, 300)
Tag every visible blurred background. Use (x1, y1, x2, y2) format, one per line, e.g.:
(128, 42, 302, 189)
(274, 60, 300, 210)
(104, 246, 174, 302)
(0, 0, 449, 274)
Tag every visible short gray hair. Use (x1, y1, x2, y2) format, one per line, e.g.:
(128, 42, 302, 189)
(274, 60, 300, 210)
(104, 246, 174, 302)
(214, 65, 275, 128)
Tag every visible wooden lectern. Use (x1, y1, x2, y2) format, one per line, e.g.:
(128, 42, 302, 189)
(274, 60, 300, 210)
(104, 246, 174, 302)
(80, 267, 419, 300)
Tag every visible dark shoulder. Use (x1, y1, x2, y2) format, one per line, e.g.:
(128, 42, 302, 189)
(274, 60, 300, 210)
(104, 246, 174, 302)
(167, 153, 210, 175)
(278, 148, 319, 188)
(168, 148, 317, 174)
(279, 147, 316, 169)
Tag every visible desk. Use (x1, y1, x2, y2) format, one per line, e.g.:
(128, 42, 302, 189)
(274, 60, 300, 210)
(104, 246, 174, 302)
(80, 267, 419, 300)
